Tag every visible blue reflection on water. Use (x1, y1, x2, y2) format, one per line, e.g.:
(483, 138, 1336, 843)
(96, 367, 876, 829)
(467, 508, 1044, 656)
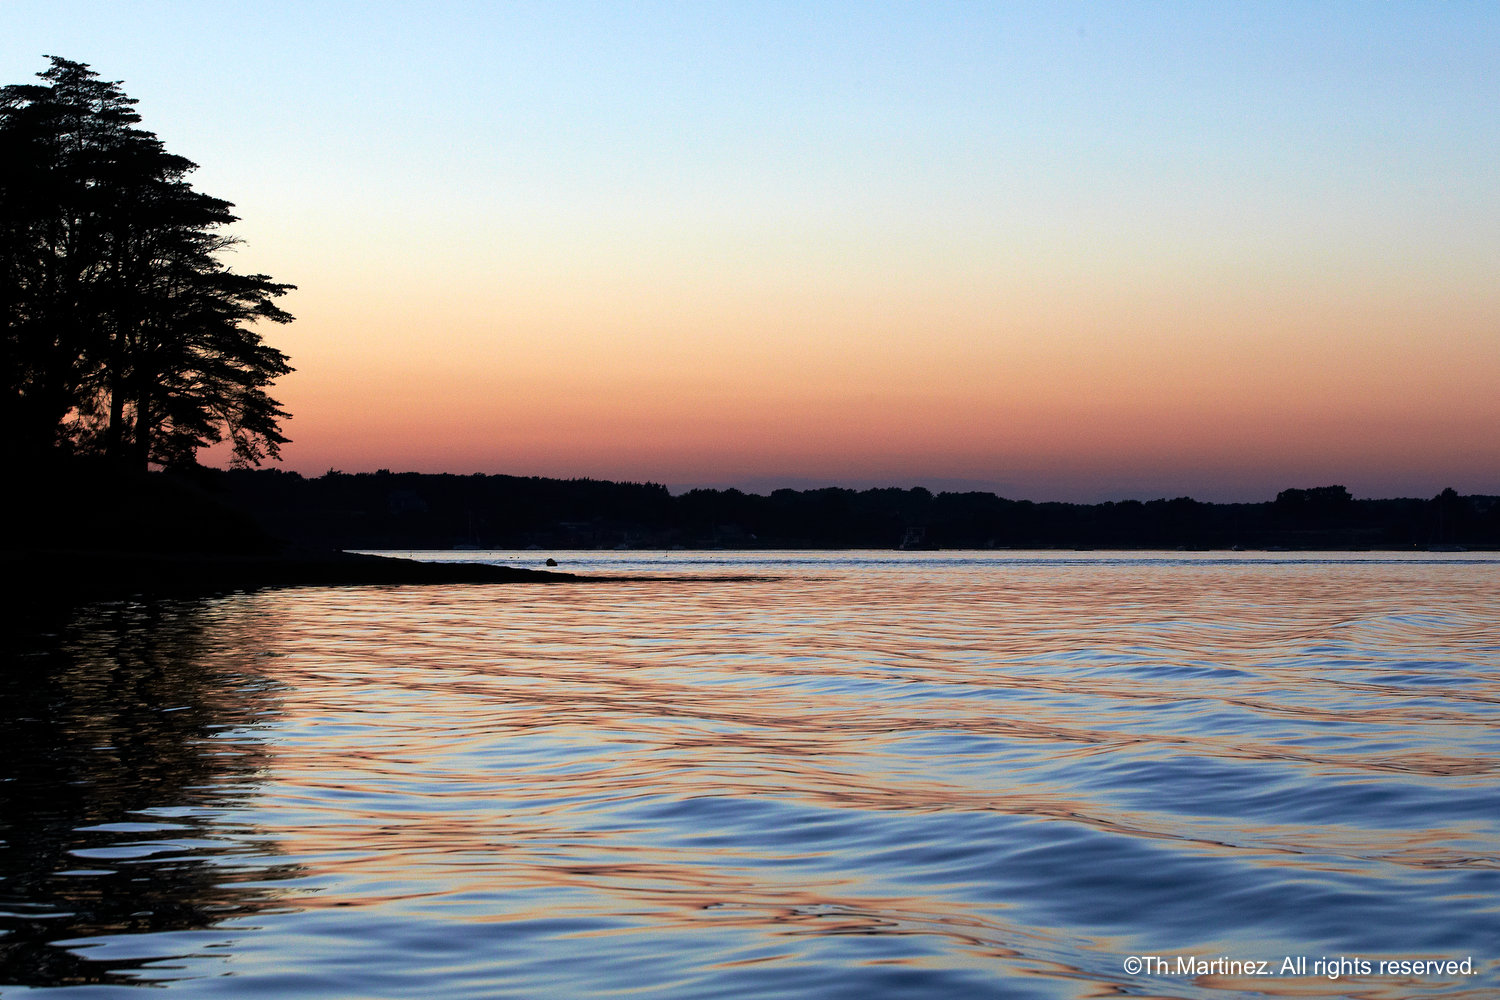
(2, 552, 1497, 998)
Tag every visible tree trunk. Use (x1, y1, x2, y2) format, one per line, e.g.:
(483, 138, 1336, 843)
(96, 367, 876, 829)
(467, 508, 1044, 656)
(130, 382, 152, 471)
(105, 371, 126, 462)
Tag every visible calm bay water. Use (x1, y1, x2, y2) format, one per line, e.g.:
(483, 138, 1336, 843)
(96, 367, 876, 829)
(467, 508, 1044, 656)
(2, 551, 1497, 999)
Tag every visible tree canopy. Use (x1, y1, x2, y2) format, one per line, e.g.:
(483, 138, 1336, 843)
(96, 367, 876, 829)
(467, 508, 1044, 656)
(1, 56, 293, 470)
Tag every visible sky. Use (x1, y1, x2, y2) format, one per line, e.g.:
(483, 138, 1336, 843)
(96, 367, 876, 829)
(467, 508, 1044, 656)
(5, 1, 1498, 501)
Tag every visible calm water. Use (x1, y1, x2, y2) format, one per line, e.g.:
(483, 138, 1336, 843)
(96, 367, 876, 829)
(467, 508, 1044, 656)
(2, 551, 1497, 999)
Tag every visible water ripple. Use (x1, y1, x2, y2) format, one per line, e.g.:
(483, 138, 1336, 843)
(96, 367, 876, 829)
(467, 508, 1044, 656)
(1, 552, 1497, 997)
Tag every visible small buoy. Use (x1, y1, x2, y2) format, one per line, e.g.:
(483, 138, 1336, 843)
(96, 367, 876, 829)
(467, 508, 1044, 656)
(545, 558, 558, 567)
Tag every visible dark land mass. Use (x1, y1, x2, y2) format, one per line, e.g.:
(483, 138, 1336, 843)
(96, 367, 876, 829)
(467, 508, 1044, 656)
(10, 464, 1496, 611)
(4, 547, 576, 606)
(219, 468, 1499, 552)
(5, 462, 578, 610)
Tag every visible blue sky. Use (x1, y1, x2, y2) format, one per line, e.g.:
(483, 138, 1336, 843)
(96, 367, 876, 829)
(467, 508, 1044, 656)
(5, 2, 1498, 499)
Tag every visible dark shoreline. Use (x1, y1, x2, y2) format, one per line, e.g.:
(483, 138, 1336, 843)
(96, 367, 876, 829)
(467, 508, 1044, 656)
(0, 547, 581, 609)
(8, 463, 1495, 614)
(222, 470, 1500, 552)
(2, 543, 1489, 624)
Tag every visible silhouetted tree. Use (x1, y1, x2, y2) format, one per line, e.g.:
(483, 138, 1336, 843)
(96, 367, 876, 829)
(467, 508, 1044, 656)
(1273, 485, 1353, 525)
(1428, 487, 1470, 545)
(0, 57, 293, 469)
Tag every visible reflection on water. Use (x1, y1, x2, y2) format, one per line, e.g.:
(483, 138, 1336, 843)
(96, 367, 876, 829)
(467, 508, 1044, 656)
(0, 602, 298, 989)
(3, 553, 1498, 998)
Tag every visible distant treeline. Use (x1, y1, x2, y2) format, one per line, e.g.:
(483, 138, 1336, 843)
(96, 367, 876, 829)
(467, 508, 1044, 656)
(214, 470, 1500, 551)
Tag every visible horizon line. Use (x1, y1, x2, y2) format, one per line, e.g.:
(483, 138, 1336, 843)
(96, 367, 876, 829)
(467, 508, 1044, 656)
(220, 465, 1491, 507)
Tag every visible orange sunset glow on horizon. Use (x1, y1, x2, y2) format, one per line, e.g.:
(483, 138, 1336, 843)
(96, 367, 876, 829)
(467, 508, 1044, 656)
(13, 3, 1497, 502)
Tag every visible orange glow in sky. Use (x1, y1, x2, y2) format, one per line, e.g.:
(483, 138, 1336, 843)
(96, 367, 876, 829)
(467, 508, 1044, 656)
(12, 3, 1497, 500)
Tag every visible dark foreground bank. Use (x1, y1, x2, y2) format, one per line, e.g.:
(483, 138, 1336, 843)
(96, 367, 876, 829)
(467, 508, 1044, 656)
(2, 548, 575, 608)
(7, 462, 577, 609)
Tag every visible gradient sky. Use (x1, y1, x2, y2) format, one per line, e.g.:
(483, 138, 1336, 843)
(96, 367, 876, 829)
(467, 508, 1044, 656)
(6, 1, 1498, 501)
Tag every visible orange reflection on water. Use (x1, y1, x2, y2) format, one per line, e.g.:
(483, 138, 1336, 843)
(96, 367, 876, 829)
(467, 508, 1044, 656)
(213, 555, 1500, 996)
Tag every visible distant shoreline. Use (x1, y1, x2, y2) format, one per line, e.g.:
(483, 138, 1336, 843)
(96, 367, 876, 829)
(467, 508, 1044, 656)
(218, 470, 1500, 552)
(8, 463, 1496, 613)
(4, 543, 1492, 616)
